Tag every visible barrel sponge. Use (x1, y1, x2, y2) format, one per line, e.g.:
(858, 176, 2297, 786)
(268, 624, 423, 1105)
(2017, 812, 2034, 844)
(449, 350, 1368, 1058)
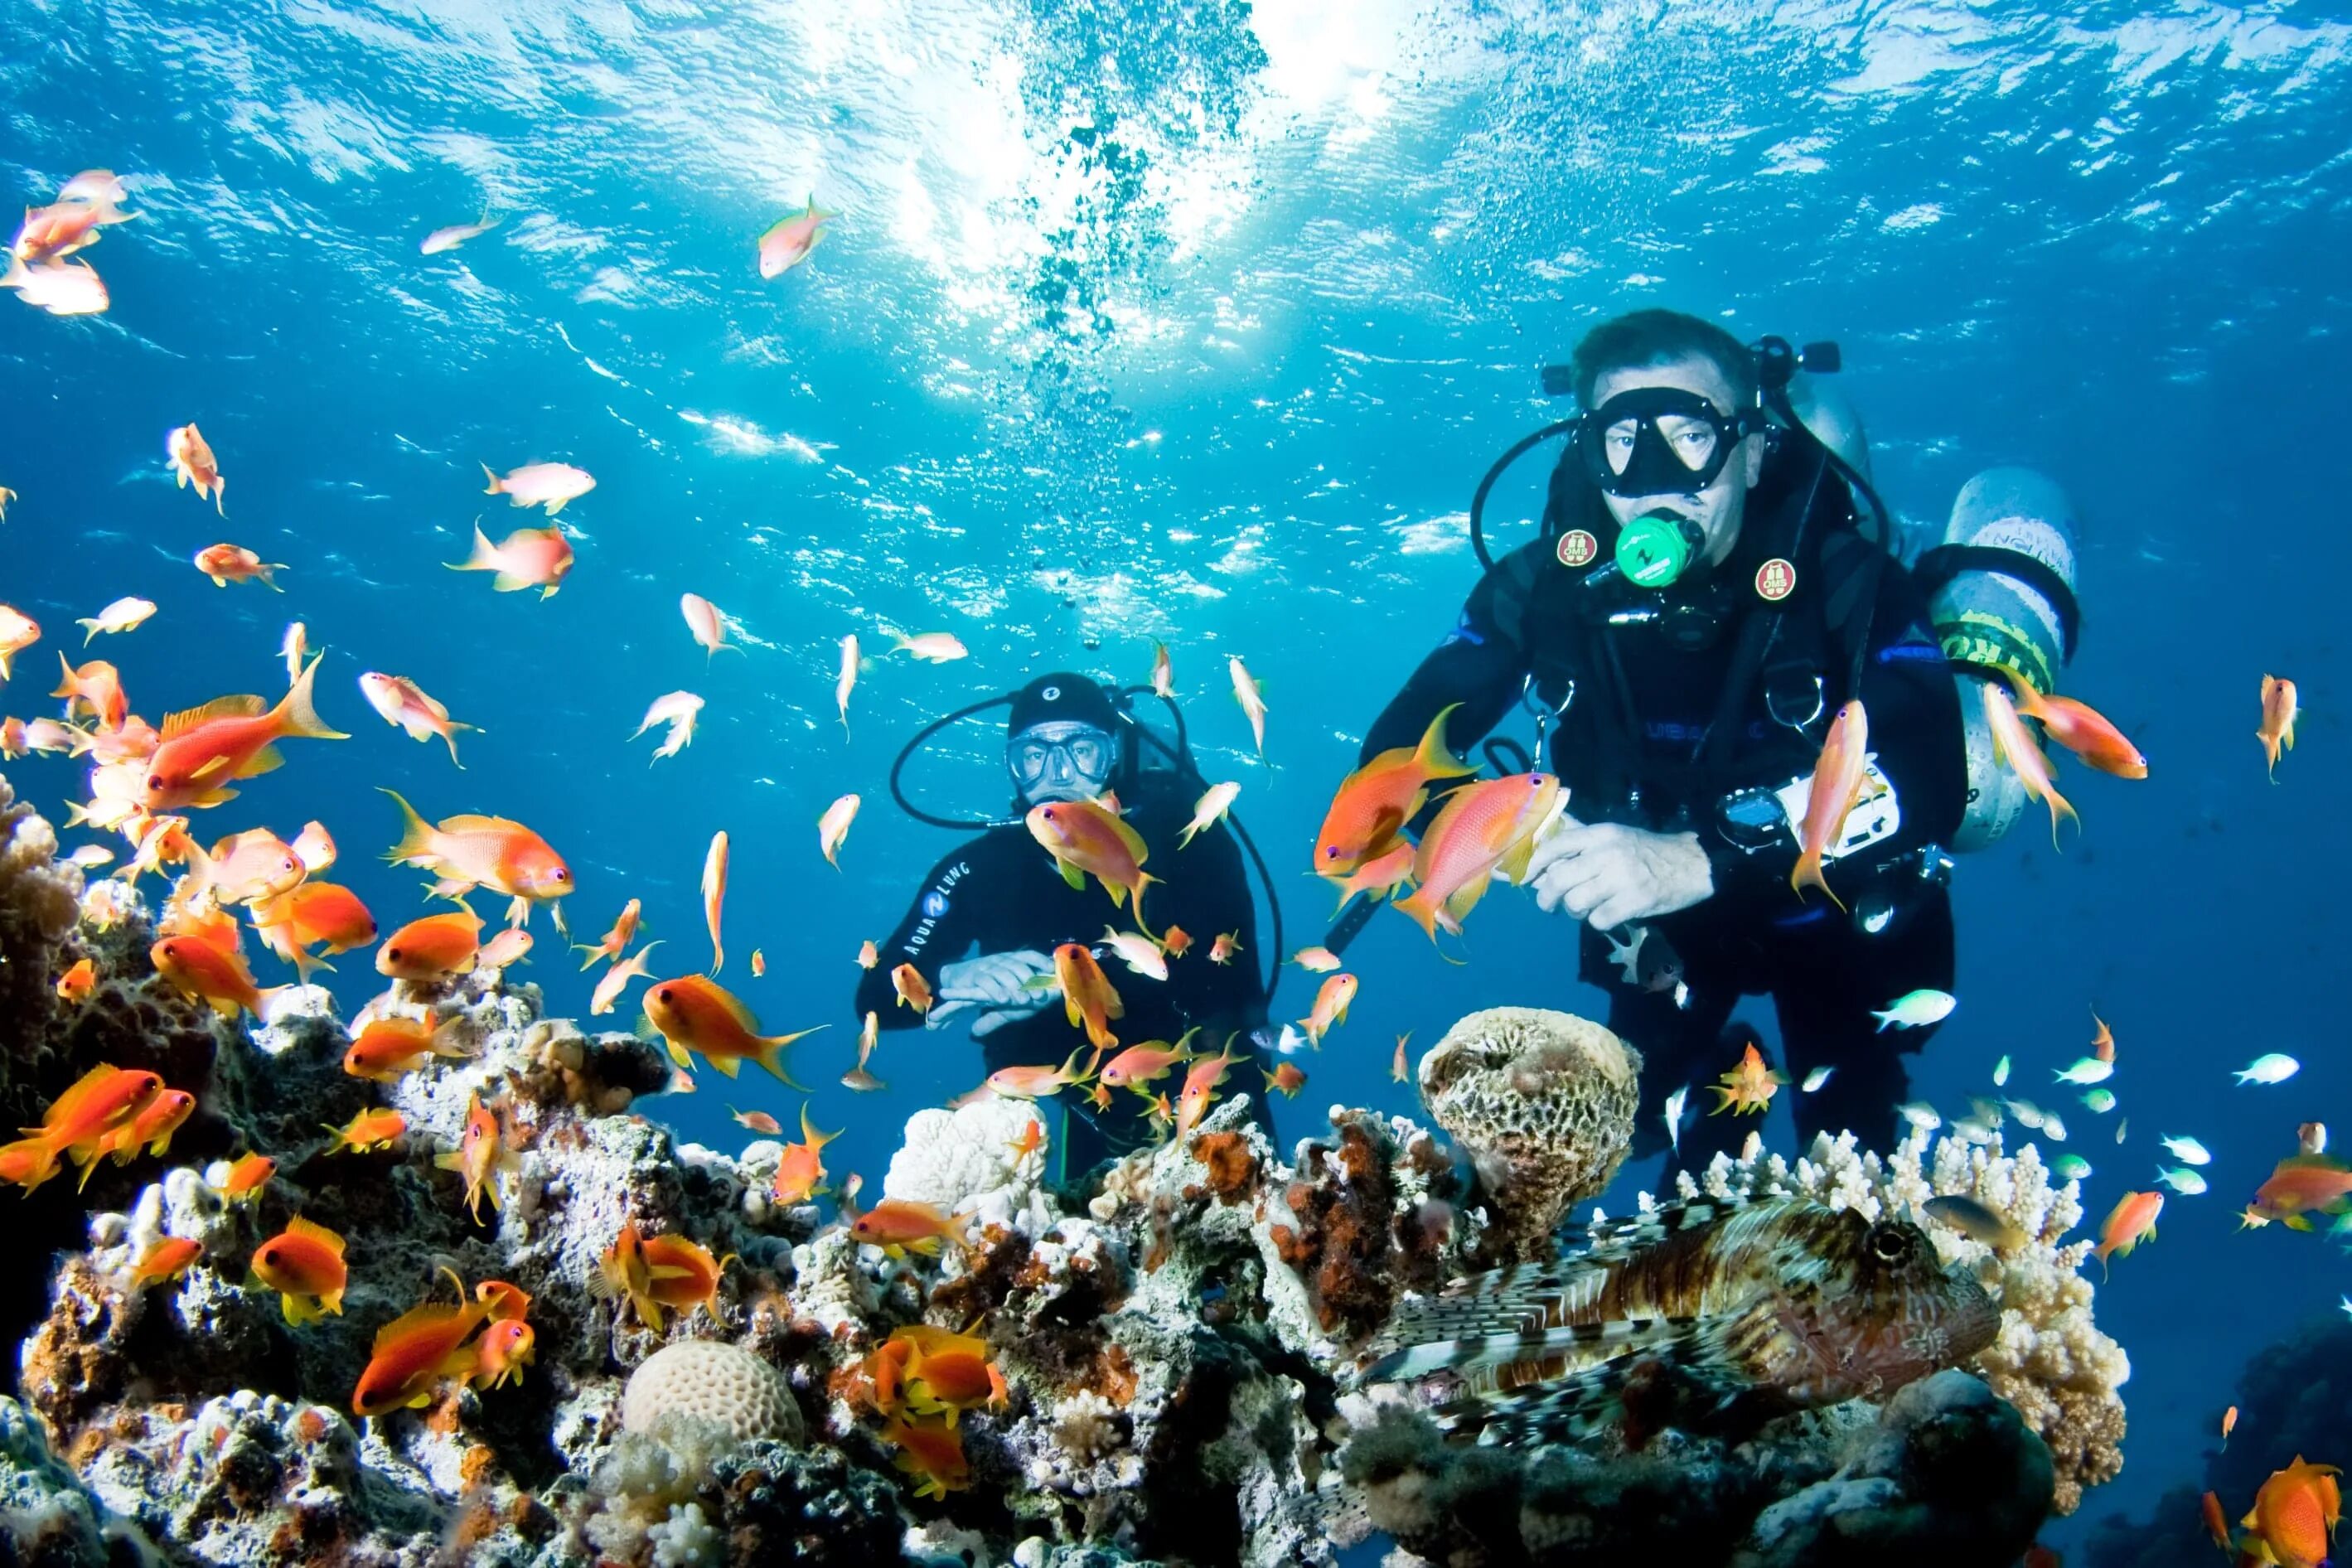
(1419, 1007, 1642, 1260)
(622, 1340, 802, 1446)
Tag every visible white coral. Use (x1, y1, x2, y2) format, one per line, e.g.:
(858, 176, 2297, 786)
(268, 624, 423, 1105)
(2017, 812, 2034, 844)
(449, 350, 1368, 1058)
(1673, 1127, 2127, 1514)
(647, 1499, 720, 1567)
(622, 1340, 801, 1445)
(883, 1096, 1050, 1234)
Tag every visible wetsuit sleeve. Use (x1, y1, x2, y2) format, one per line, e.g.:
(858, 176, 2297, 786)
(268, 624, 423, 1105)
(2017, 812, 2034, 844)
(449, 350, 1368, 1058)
(1358, 565, 1535, 767)
(853, 842, 989, 1030)
(1166, 819, 1266, 1038)
(1701, 559, 1966, 908)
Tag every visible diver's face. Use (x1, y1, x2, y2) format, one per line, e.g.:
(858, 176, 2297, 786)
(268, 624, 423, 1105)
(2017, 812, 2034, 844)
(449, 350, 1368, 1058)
(1010, 722, 1117, 807)
(1590, 355, 1762, 567)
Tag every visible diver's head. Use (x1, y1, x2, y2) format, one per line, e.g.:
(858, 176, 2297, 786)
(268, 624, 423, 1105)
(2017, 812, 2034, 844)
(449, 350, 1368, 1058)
(1006, 674, 1120, 807)
(1568, 310, 1765, 581)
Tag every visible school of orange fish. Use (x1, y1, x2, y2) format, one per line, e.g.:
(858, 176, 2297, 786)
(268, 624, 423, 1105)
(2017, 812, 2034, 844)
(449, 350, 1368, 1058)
(6, 172, 2335, 1532)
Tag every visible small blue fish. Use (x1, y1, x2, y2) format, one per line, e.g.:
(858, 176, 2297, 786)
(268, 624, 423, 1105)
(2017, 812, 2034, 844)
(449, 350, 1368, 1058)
(2235, 1053, 2299, 1086)
(2155, 1166, 2208, 1196)
(2158, 1135, 2212, 1166)
(2080, 1089, 2116, 1114)
(2054, 1057, 2113, 1086)
(1991, 1054, 2011, 1088)
(2052, 1154, 2092, 1181)
(1800, 1066, 1833, 1094)
(1871, 990, 1956, 1031)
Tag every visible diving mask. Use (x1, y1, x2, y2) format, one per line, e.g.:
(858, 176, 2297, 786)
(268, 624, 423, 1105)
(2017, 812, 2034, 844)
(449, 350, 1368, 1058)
(1575, 385, 1759, 500)
(1009, 721, 1118, 802)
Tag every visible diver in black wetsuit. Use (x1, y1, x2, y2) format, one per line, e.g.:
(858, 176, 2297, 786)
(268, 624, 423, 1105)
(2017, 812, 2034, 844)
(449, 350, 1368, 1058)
(1360, 310, 1967, 1167)
(855, 673, 1271, 1180)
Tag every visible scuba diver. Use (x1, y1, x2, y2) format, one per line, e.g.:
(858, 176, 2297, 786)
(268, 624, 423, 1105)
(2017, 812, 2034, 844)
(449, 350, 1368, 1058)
(1357, 307, 2079, 1168)
(857, 672, 1276, 1182)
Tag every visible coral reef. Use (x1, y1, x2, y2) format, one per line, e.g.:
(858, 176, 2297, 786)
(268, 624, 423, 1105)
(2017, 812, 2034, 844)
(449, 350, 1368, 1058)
(1674, 1127, 2129, 1513)
(1418, 1006, 1642, 1261)
(0, 777, 2125, 1566)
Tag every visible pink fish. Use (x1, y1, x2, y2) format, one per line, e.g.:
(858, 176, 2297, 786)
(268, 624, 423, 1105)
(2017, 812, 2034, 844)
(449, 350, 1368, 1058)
(680, 593, 734, 657)
(481, 461, 593, 514)
(359, 673, 477, 765)
(447, 523, 573, 597)
(757, 196, 835, 278)
(1, 254, 108, 317)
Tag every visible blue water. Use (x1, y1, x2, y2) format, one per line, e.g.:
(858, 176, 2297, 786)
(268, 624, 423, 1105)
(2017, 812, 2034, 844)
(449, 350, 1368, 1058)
(4, 0, 2348, 1552)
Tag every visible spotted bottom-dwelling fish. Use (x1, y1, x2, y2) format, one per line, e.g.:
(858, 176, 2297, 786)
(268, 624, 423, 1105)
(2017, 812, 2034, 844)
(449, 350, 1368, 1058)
(1353, 1196, 1998, 1446)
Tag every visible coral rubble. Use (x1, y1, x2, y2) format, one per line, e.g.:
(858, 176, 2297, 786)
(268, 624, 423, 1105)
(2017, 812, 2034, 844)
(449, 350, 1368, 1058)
(0, 777, 2126, 1566)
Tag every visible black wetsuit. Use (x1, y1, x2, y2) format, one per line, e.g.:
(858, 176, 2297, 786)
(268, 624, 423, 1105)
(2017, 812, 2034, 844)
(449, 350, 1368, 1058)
(854, 769, 1270, 1178)
(1362, 451, 1965, 1166)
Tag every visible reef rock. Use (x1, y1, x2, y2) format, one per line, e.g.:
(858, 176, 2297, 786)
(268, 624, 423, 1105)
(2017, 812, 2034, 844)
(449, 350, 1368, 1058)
(1419, 1005, 1641, 1261)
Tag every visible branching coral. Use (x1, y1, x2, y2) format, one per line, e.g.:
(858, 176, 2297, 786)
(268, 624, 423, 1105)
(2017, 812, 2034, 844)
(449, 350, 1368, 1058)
(1672, 1127, 2127, 1513)
(1420, 1006, 1642, 1260)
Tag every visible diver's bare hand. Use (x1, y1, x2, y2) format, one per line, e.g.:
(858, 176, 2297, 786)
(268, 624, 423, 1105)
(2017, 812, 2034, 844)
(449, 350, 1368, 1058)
(1529, 822, 1712, 930)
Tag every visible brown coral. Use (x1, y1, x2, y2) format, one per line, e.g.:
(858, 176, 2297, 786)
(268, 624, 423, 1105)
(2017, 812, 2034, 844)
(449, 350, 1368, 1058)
(1188, 1131, 1258, 1200)
(1420, 1005, 1642, 1260)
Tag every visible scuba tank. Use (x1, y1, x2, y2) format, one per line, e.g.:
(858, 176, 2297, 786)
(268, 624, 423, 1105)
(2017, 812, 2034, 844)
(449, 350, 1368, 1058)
(1912, 467, 2082, 853)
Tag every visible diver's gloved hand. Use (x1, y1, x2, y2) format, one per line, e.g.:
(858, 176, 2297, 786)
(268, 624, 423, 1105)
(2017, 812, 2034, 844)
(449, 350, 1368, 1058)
(1526, 818, 1713, 930)
(932, 950, 1058, 1037)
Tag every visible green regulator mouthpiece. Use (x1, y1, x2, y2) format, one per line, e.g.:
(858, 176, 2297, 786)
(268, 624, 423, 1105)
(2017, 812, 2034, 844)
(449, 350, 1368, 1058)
(1616, 511, 1704, 589)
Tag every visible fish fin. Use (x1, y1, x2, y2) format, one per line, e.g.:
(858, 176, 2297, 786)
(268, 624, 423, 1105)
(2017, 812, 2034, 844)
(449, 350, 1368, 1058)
(1056, 857, 1086, 892)
(1429, 1312, 1758, 1445)
(243, 743, 285, 777)
(161, 694, 267, 738)
(490, 572, 535, 593)
(1413, 702, 1479, 780)
(448, 521, 498, 573)
(1788, 851, 1846, 912)
(753, 1027, 823, 1090)
(287, 1214, 346, 1254)
(272, 653, 350, 741)
(433, 1149, 463, 1172)
(709, 1055, 743, 1078)
(481, 463, 502, 496)
(380, 789, 438, 867)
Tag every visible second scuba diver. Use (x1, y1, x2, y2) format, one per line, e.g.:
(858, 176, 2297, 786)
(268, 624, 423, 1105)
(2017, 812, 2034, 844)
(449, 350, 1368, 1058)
(1358, 308, 1969, 1165)
(856, 673, 1273, 1181)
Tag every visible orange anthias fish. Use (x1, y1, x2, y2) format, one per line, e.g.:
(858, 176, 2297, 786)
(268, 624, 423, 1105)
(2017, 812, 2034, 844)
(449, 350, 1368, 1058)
(849, 1199, 973, 1259)
(642, 974, 821, 1084)
(437, 1091, 524, 1222)
(54, 957, 95, 1004)
(250, 1216, 348, 1324)
(1228, 655, 1268, 755)
(375, 908, 484, 980)
(2258, 675, 2299, 782)
(1208, 931, 1242, 965)
(891, 963, 933, 1016)
(1290, 946, 1342, 973)
(771, 1105, 840, 1204)
(1150, 640, 1174, 699)
(2090, 1010, 2116, 1065)
(1708, 1043, 1784, 1116)
(1009, 1118, 1045, 1161)
(2224, 1406, 2239, 1448)
(480, 461, 595, 514)
(192, 543, 284, 590)
(749, 949, 765, 977)
(1178, 781, 1240, 850)
(1391, 772, 1567, 941)
(1097, 1035, 1196, 1093)
(90, 1088, 193, 1173)
(1790, 699, 1871, 908)
(152, 934, 285, 1019)
(322, 1107, 407, 1154)
(359, 673, 477, 766)
(1983, 683, 2079, 850)
(575, 898, 643, 970)
(703, 831, 728, 972)
(351, 1292, 494, 1416)
(843, 1011, 886, 1093)
(1299, 972, 1357, 1048)
(679, 593, 732, 657)
(1329, 839, 1418, 912)
(883, 1413, 971, 1500)
(167, 423, 225, 513)
(345, 1013, 472, 1083)
(211, 1151, 275, 1205)
(818, 795, 859, 869)
(1054, 942, 1125, 1050)
(17, 1068, 164, 1182)
(1391, 1033, 1411, 1083)
(731, 1107, 783, 1136)
(2000, 672, 2147, 780)
(128, 1236, 203, 1288)
(2204, 1489, 2231, 1551)
(254, 881, 378, 980)
(757, 195, 835, 278)
(888, 631, 967, 663)
(641, 1234, 730, 1322)
(447, 522, 573, 598)
(2242, 1456, 2342, 1568)
(381, 791, 572, 929)
(593, 1222, 664, 1331)
(198, 828, 307, 906)
(1027, 798, 1158, 928)
(980, 1048, 1094, 1102)
(836, 632, 859, 733)
(2248, 1155, 2352, 1231)
(476, 1279, 531, 1322)
(143, 655, 349, 811)
(1160, 926, 1193, 959)
(1173, 1046, 1241, 1143)
(470, 1318, 535, 1391)
(1313, 704, 1473, 880)
(856, 939, 879, 970)
(591, 941, 661, 1016)
(2093, 1190, 2164, 1280)
(897, 1344, 1006, 1427)
(1263, 1061, 1307, 1098)
(480, 927, 531, 969)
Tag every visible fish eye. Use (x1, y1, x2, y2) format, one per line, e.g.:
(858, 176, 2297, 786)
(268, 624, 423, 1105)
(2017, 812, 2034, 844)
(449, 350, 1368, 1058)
(385, 947, 402, 961)
(147, 776, 162, 790)
(1868, 1224, 1914, 1263)
(654, 987, 670, 1002)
